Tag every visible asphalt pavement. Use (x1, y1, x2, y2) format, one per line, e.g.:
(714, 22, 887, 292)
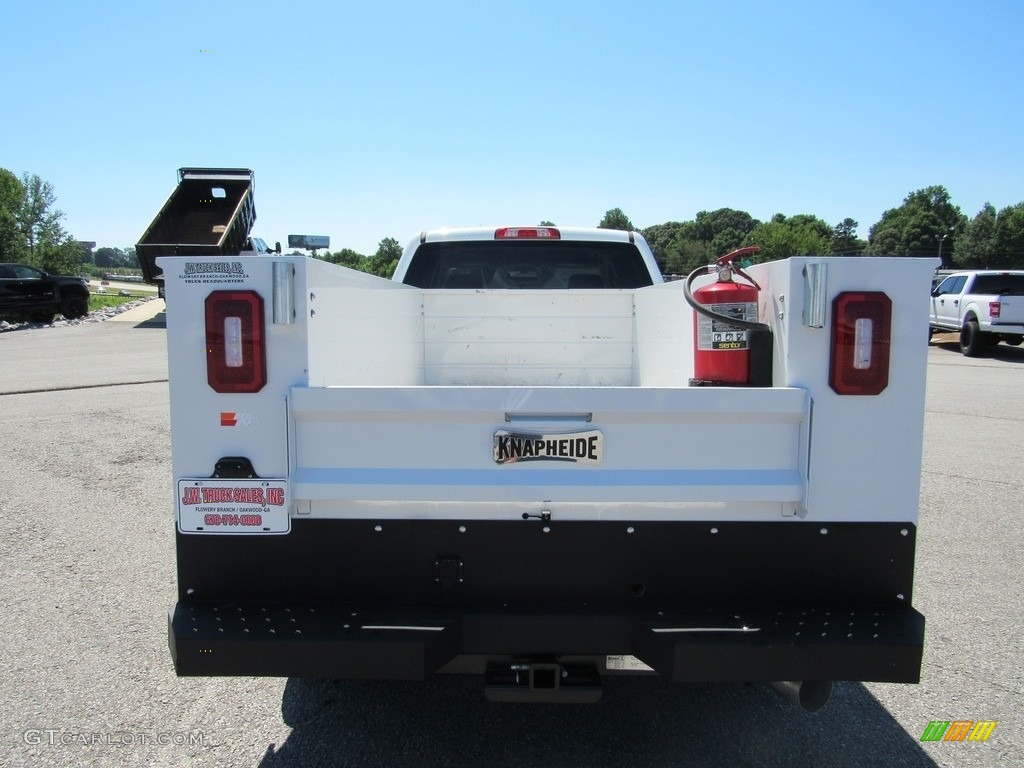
(0, 320, 1020, 768)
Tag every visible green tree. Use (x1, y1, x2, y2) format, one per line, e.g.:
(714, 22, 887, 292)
(0, 169, 27, 261)
(18, 173, 64, 259)
(44, 239, 87, 275)
(598, 208, 635, 231)
(0, 171, 83, 275)
(94, 247, 129, 268)
(953, 204, 998, 268)
(831, 218, 865, 256)
(866, 185, 966, 264)
(640, 221, 685, 271)
(692, 208, 759, 247)
(744, 214, 834, 262)
(370, 236, 403, 278)
(665, 238, 713, 276)
(993, 203, 1024, 268)
(320, 248, 367, 270)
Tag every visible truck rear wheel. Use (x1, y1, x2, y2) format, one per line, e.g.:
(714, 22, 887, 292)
(960, 320, 990, 357)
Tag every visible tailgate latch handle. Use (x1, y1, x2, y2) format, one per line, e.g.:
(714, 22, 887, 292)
(522, 510, 552, 522)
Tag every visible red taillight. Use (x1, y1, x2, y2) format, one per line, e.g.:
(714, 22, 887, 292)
(990, 301, 1001, 319)
(205, 291, 267, 393)
(829, 291, 891, 396)
(494, 226, 560, 240)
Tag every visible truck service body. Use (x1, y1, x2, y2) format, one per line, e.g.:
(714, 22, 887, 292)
(145, 182, 933, 705)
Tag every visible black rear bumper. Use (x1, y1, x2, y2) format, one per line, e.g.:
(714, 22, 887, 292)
(169, 600, 924, 683)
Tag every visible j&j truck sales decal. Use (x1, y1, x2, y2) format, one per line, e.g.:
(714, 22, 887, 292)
(177, 479, 290, 534)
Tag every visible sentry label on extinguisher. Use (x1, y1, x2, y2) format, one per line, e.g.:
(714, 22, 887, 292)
(177, 479, 290, 534)
(697, 302, 758, 350)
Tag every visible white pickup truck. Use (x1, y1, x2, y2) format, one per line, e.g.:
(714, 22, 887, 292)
(929, 270, 1024, 355)
(158, 224, 934, 709)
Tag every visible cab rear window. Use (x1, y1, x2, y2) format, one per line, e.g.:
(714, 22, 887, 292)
(971, 274, 1024, 295)
(401, 241, 654, 289)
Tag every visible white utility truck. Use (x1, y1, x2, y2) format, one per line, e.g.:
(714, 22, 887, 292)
(143, 180, 934, 709)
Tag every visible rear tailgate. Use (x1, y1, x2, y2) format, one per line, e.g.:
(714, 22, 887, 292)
(289, 385, 808, 518)
(993, 293, 1024, 325)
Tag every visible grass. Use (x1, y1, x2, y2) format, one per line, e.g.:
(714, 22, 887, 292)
(90, 294, 140, 311)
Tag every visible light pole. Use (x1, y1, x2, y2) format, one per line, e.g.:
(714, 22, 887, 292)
(937, 233, 949, 266)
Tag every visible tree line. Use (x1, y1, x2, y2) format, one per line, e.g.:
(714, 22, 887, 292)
(310, 185, 1024, 278)
(2, 168, 1021, 278)
(598, 186, 1024, 275)
(0, 169, 85, 275)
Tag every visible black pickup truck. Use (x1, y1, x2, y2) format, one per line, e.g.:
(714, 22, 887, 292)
(0, 263, 90, 323)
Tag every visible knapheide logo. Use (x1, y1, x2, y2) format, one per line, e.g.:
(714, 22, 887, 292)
(920, 720, 997, 742)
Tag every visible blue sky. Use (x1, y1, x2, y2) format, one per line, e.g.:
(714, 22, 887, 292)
(3, 0, 1022, 255)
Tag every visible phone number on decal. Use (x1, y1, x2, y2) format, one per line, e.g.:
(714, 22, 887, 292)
(203, 513, 263, 527)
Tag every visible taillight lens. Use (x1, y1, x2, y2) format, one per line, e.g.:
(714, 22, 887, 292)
(494, 227, 560, 240)
(205, 291, 267, 393)
(990, 301, 1001, 319)
(829, 292, 891, 395)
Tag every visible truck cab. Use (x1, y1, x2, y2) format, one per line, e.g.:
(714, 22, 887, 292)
(241, 237, 281, 256)
(393, 226, 662, 289)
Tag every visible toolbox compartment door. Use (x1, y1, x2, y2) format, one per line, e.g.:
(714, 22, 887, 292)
(288, 385, 809, 517)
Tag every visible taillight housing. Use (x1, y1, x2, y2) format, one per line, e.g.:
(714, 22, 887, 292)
(494, 227, 560, 240)
(205, 291, 267, 393)
(990, 301, 1001, 319)
(829, 291, 891, 396)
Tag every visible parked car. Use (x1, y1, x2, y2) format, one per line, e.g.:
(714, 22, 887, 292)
(0, 263, 91, 323)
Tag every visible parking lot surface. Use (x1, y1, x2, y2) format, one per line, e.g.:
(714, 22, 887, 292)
(0, 322, 1019, 767)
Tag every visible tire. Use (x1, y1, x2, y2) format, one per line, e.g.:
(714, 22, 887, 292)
(960, 320, 990, 357)
(29, 311, 55, 324)
(60, 293, 89, 320)
(1004, 334, 1023, 347)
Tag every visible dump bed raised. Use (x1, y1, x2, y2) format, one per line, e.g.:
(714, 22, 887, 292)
(136, 168, 256, 285)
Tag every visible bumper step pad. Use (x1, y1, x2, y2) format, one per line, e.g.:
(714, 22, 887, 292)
(169, 601, 923, 682)
(633, 605, 924, 683)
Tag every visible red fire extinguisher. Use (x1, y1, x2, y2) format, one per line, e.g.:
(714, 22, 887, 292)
(684, 246, 772, 387)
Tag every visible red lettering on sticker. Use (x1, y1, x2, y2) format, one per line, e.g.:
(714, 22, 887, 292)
(233, 487, 266, 505)
(182, 487, 201, 506)
(201, 487, 234, 503)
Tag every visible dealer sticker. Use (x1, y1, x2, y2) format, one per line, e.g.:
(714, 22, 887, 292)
(606, 655, 654, 672)
(493, 429, 603, 465)
(177, 479, 290, 534)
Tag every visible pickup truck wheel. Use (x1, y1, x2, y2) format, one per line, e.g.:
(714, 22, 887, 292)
(960, 320, 990, 357)
(29, 311, 55, 324)
(1004, 334, 1023, 346)
(60, 293, 89, 320)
